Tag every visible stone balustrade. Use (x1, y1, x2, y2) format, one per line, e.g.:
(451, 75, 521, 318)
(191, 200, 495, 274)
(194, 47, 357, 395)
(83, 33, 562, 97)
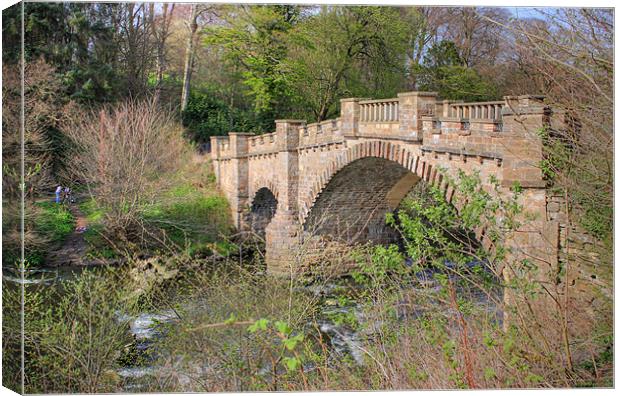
(359, 98, 399, 122)
(211, 94, 528, 162)
(449, 101, 504, 120)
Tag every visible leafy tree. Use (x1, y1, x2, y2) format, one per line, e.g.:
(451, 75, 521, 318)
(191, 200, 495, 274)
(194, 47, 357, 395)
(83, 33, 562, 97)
(285, 6, 409, 121)
(415, 40, 499, 101)
(2, 3, 165, 102)
(204, 5, 302, 123)
(182, 90, 270, 142)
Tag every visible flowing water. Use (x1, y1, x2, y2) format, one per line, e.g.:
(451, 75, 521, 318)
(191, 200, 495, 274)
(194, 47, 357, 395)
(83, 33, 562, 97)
(3, 259, 501, 392)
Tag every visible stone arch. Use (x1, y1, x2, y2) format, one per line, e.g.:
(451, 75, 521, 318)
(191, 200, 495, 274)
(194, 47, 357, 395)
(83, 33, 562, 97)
(249, 178, 280, 204)
(249, 183, 279, 238)
(300, 140, 493, 250)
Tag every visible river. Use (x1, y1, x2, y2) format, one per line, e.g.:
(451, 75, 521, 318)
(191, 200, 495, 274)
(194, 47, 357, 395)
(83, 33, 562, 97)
(2, 259, 501, 392)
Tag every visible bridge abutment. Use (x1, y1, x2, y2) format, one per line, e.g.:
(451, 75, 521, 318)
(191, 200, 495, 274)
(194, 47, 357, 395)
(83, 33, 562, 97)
(261, 120, 306, 275)
(265, 210, 301, 275)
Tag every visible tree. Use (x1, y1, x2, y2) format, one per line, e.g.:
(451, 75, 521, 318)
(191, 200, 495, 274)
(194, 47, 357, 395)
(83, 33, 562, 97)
(508, 9, 612, 240)
(153, 3, 176, 92)
(415, 40, 498, 101)
(204, 5, 302, 121)
(438, 7, 510, 68)
(180, 4, 199, 111)
(400, 7, 443, 89)
(286, 6, 409, 121)
(180, 4, 220, 111)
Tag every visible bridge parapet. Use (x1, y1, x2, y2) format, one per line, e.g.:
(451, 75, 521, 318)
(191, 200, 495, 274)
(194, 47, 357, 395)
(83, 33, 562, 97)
(420, 115, 505, 164)
(248, 131, 278, 155)
(298, 118, 342, 147)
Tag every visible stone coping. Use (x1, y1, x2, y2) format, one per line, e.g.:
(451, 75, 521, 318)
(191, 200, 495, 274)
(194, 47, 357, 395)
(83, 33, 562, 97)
(397, 91, 438, 97)
(358, 97, 399, 105)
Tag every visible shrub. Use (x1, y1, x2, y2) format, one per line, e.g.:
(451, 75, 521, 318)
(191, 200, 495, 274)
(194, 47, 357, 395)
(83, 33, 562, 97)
(62, 97, 189, 248)
(3, 267, 140, 393)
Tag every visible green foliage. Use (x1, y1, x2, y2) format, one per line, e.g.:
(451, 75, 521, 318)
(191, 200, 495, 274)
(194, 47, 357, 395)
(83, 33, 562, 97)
(205, 5, 301, 118)
(34, 201, 76, 243)
(392, 171, 521, 275)
(414, 40, 499, 102)
(2, 268, 138, 393)
(285, 6, 409, 120)
(352, 244, 405, 288)
(13, 3, 126, 101)
(182, 91, 271, 142)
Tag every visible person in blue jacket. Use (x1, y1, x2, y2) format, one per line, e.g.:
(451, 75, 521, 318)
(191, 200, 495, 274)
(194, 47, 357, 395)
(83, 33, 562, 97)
(55, 185, 62, 204)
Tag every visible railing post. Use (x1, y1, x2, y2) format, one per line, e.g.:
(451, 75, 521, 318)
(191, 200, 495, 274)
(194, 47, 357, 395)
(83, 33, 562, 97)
(500, 95, 548, 189)
(441, 100, 452, 117)
(340, 98, 363, 138)
(397, 91, 438, 141)
(209, 135, 228, 186)
(227, 132, 253, 229)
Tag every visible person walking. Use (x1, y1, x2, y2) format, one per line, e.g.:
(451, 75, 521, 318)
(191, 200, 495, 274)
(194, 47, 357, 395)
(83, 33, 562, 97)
(55, 185, 62, 204)
(63, 186, 73, 204)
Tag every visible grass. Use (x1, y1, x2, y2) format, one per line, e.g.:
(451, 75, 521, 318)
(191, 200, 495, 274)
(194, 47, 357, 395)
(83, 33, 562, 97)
(143, 182, 231, 253)
(34, 201, 75, 243)
(15, 201, 77, 266)
(76, 164, 232, 259)
(79, 198, 105, 223)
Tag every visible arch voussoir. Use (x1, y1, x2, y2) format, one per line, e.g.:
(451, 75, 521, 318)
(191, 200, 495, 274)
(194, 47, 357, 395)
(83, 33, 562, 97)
(299, 141, 424, 224)
(250, 178, 279, 205)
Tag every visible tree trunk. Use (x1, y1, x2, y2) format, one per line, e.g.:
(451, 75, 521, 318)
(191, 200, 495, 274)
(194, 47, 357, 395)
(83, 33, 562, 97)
(181, 4, 198, 112)
(156, 3, 175, 93)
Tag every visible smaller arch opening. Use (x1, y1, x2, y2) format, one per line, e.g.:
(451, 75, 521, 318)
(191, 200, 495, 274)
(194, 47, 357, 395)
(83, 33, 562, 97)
(250, 187, 278, 238)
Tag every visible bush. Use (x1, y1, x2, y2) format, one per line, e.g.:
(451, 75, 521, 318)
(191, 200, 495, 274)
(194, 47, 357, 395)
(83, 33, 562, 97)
(62, 97, 189, 247)
(182, 91, 274, 143)
(2, 267, 140, 393)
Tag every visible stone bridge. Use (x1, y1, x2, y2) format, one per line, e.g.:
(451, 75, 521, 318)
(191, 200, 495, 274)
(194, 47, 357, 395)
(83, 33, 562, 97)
(211, 92, 564, 276)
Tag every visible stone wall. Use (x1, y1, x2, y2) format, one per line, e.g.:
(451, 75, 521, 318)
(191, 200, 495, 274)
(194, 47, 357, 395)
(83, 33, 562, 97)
(546, 193, 611, 303)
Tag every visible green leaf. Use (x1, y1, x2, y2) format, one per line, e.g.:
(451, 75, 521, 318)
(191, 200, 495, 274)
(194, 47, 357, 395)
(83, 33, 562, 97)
(283, 356, 300, 372)
(248, 318, 269, 333)
(224, 312, 237, 325)
(484, 367, 496, 380)
(274, 320, 291, 335)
